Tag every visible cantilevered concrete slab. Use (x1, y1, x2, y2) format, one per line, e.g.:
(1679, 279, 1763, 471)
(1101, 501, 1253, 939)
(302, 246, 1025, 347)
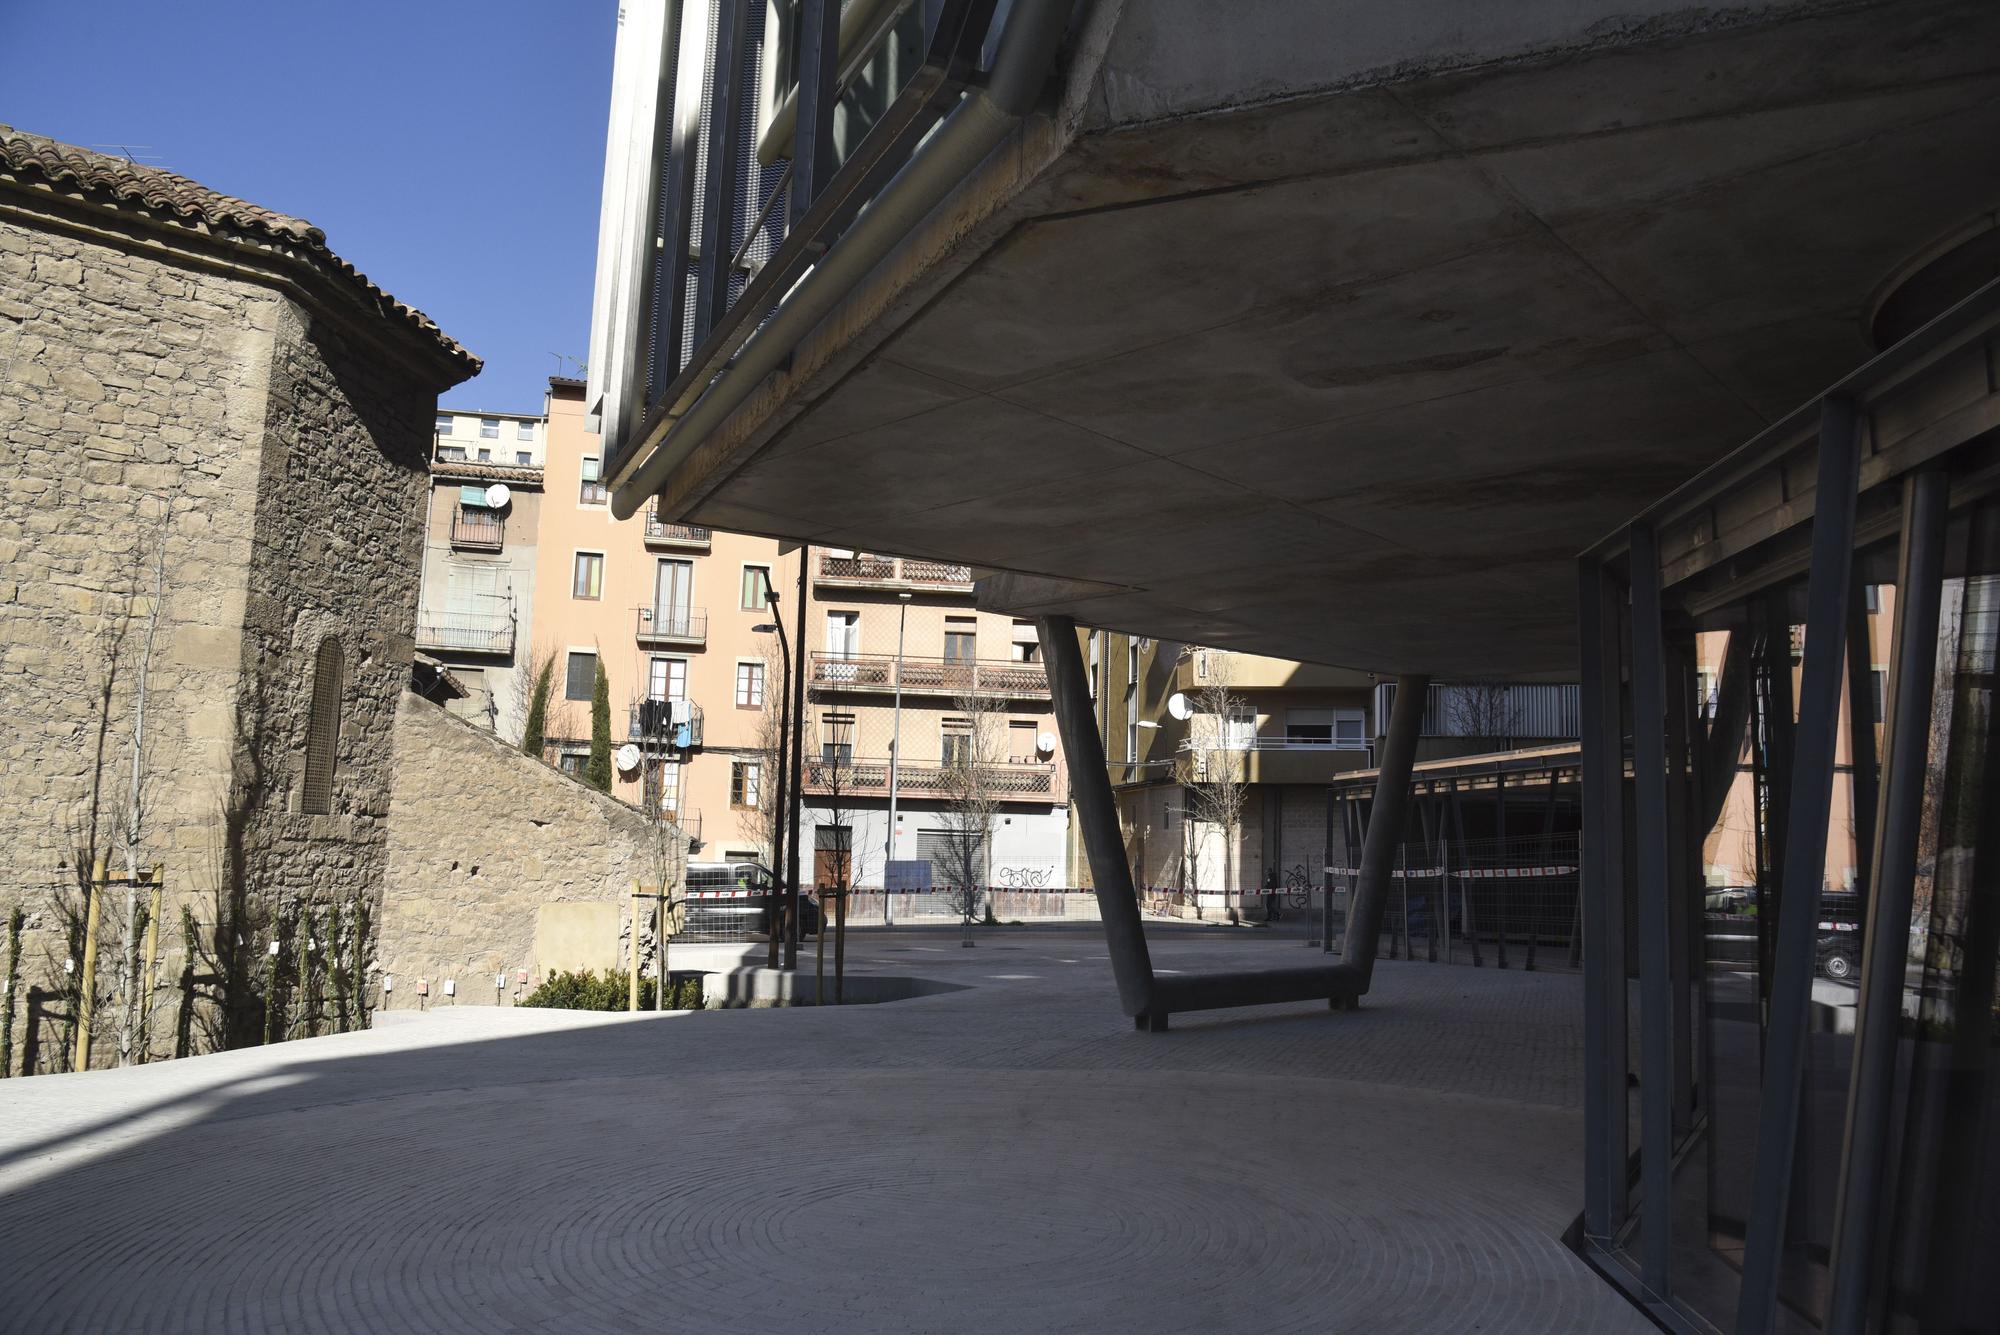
(630, 0, 2000, 677)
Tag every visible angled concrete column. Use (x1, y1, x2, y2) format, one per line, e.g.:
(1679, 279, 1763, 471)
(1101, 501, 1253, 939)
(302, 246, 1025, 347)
(1340, 674, 1429, 988)
(1037, 616, 1157, 1021)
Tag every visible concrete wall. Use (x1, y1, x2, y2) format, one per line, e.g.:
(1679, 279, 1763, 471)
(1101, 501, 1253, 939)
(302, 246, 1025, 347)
(379, 691, 678, 1006)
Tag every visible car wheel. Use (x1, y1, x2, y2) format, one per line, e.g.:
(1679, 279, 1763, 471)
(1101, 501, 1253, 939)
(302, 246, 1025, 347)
(1821, 950, 1855, 982)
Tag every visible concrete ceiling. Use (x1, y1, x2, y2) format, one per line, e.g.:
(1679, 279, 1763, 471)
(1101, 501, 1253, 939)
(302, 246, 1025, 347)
(666, 0, 2000, 678)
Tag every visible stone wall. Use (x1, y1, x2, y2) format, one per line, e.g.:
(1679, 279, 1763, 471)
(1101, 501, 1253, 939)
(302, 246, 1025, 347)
(0, 198, 458, 1065)
(380, 691, 681, 1007)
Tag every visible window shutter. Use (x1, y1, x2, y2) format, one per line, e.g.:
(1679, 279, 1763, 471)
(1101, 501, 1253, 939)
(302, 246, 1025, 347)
(302, 638, 344, 814)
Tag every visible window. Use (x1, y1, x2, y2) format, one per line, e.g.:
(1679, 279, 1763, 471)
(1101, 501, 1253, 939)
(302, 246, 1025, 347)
(1011, 619, 1040, 663)
(479, 417, 500, 439)
(1333, 710, 1366, 750)
(741, 564, 772, 611)
(437, 444, 467, 461)
(515, 450, 532, 466)
(301, 638, 343, 815)
(942, 718, 972, 766)
(821, 712, 855, 765)
(565, 651, 596, 702)
(516, 421, 534, 442)
(1011, 720, 1037, 763)
(580, 455, 606, 505)
(730, 761, 761, 808)
(476, 447, 491, 462)
(644, 759, 680, 813)
(558, 751, 587, 779)
(435, 413, 454, 434)
(1871, 667, 1886, 722)
(649, 656, 687, 702)
(572, 552, 604, 600)
(1863, 582, 1880, 613)
(944, 616, 976, 664)
(736, 660, 765, 708)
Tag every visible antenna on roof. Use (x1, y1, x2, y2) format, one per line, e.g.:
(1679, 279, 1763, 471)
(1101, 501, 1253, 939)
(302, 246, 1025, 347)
(91, 144, 162, 165)
(548, 352, 586, 377)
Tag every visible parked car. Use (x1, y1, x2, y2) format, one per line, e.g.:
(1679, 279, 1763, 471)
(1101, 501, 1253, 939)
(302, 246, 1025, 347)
(683, 861, 821, 938)
(1701, 884, 1861, 981)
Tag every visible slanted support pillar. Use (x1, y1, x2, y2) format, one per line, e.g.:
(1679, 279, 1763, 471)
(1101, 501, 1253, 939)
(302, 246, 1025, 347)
(1341, 673, 1429, 988)
(1038, 616, 1157, 1022)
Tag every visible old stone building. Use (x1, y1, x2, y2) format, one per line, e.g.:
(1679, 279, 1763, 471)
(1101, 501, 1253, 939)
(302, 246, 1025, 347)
(0, 128, 477, 1062)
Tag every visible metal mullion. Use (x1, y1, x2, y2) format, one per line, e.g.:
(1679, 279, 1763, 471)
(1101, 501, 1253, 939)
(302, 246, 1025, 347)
(639, 0, 689, 411)
(1629, 521, 1677, 1297)
(1825, 467, 1948, 1335)
(1579, 556, 1629, 1239)
(788, 0, 839, 231)
(1842, 584, 1881, 910)
(1735, 397, 1863, 1335)
(1664, 629, 1697, 1137)
(692, 0, 750, 347)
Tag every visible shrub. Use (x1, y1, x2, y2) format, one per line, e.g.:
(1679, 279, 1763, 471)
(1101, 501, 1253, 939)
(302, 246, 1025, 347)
(520, 969, 703, 1011)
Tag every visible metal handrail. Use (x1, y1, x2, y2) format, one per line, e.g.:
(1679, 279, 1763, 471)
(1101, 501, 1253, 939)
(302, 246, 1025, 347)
(643, 505, 712, 546)
(449, 509, 505, 550)
(803, 756, 1062, 799)
(416, 610, 515, 654)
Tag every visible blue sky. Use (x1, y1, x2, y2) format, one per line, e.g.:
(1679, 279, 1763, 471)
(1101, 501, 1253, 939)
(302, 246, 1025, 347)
(1, 0, 616, 414)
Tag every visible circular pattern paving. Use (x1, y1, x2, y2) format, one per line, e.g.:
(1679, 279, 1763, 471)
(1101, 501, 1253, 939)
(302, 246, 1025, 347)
(0, 1061, 1639, 1334)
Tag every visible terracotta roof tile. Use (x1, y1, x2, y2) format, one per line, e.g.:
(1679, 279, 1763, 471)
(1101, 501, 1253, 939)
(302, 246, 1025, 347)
(0, 127, 478, 377)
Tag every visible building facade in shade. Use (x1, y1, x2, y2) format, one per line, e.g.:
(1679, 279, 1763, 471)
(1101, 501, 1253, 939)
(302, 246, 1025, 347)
(587, 2, 2000, 1328)
(1087, 632, 1578, 913)
(412, 408, 546, 736)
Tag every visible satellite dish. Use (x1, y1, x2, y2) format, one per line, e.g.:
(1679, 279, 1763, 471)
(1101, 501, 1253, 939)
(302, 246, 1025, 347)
(614, 744, 642, 773)
(483, 483, 511, 509)
(1167, 692, 1192, 721)
(1036, 731, 1057, 754)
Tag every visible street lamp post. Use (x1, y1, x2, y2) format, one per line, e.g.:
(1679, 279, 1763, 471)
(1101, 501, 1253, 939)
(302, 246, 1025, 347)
(883, 591, 912, 927)
(753, 584, 791, 970)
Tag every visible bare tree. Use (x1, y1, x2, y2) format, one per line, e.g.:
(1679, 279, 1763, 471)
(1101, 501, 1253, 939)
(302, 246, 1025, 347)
(808, 711, 863, 896)
(1444, 681, 1522, 747)
(115, 499, 170, 1066)
(736, 640, 787, 864)
(938, 684, 1005, 931)
(1184, 651, 1250, 916)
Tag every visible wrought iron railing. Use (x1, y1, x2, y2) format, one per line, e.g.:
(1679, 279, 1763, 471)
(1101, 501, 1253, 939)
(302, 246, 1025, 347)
(415, 610, 515, 655)
(807, 652, 1047, 697)
(449, 509, 504, 551)
(635, 606, 708, 644)
(815, 553, 973, 587)
(628, 699, 705, 749)
(803, 757, 1062, 801)
(643, 504, 711, 548)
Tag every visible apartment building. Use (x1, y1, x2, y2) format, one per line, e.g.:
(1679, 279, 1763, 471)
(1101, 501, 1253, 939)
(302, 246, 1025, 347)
(413, 408, 546, 733)
(797, 554, 1069, 892)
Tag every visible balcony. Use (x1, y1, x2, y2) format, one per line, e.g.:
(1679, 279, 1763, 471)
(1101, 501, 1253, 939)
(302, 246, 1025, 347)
(628, 699, 705, 750)
(814, 553, 973, 594)
(807, 653, 1047, 700)
(803, 757, 1064, 804)
(416, 610, 515, 656)
(643, 504, 711, 551)
(1176, 736, 1375, 787)
(449, 509, 504, 552)
(635, 605, 707, 648)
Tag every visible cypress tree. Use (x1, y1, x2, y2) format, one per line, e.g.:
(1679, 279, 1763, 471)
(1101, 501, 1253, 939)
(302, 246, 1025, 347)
(586, 659, 613, 792)
(521, 657, 552, 758)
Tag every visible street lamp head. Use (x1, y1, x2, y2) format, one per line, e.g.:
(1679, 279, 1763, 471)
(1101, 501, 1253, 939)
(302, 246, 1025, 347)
(751, 623, 779, 634)
(897, 591, 913, 601)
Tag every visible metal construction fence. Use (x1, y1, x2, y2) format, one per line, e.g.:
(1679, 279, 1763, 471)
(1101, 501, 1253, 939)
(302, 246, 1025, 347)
(671, 885, 1103, 942)
(1311, 831, 1583, 971)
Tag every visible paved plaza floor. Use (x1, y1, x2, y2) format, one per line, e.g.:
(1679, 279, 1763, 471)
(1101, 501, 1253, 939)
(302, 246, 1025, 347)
(0, 928, 1646, 1334)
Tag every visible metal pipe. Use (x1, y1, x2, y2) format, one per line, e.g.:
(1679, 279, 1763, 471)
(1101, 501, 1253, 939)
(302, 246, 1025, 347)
(611, 0, 1074, 515)
(1629, 520, 1676, 1297)
(1735, 397, 1862, 1335)
(1340, 674, 1429, 988)
(883, 593, 909, 925)
(1825, 468, 1948, 1335)
(785, 544, 809, 969)
(1038, 615, 1157, 1021)
(756, 0, 914, 165)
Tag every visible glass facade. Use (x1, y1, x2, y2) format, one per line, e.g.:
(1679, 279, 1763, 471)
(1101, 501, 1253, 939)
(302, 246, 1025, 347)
(1581, 293, 2000, 1334)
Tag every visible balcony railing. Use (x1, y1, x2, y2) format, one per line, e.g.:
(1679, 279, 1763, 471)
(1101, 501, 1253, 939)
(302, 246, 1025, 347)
(449, 509, 505, 551)
(807, 653, 1047, 699)
(643, 505, 711, 549)
(814, 553, 973, 591)
(803, 757, 1063, 803)
(635, 606, 707, 647)
(628, 699, 705, 749)
(416, 610, 515, 655)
